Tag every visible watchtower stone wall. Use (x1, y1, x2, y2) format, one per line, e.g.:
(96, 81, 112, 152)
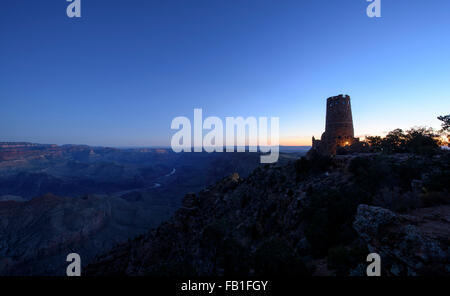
(311, 94, 360, 155)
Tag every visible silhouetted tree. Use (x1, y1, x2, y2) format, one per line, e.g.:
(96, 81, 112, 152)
(438, 115, 450, 132)
(365, 127, 441, 155)
(366, 136, 383, 151)
(405, 127, 440, 155)
(438, 115, 449, 147)
(382, 128, 407, 153)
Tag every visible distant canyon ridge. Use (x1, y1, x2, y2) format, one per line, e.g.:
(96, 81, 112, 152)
(0, 141, 305, 275)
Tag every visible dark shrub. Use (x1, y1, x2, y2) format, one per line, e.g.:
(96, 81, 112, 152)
(327, 242, 369, 276)
(423, 170, 450, 192)
(421, 191, 450, 207)
(348, 156, 394, 194)
(253, 238, 311, 276)
(295, 151, 334, 180)
(391, 158, 424, 191)
(218, 237, 250, 276)
(303, 186, 366, 256)
(381, 129, 407, 153)
(373, 187, 421, 212)
(202, 218, 228, 245)
(366, 127, 441, 155)
(405, 128, 440, 156)
(366, 136, 383, 152)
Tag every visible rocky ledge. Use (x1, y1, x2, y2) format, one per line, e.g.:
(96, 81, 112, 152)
(85, 152, 450, 276)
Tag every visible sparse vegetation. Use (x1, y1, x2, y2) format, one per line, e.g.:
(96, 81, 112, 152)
(85, 121, 450, 277)
(438, 114, 450, 147)
(438, 115, 450, 132)
(366, 127, 441, 155)
(295, 150, 334, 180)
(253, 238, 310, 276)
(327, 242, 368, 276)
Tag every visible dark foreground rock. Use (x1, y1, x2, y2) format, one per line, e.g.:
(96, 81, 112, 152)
(354, 204, 450, 275)
(86, 153, 450, 276)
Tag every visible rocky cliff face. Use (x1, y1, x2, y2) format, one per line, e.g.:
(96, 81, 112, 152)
(86, 152, 450, 276)
(0, 143, 83, 163)
(0, 143, 264, 200)
(0, 194, 165, 275)
(354, 204, 449, 275)
(0, 145, 266, 275)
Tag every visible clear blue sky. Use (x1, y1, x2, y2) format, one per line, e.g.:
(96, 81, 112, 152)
(1, 0, 449, 146)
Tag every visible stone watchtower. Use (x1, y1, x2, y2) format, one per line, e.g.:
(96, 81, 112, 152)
(311, 94, 359, 155)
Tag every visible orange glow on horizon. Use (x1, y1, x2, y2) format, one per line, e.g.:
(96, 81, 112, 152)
(279, 137, 312, 146)
(278, 133, 389, 147)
